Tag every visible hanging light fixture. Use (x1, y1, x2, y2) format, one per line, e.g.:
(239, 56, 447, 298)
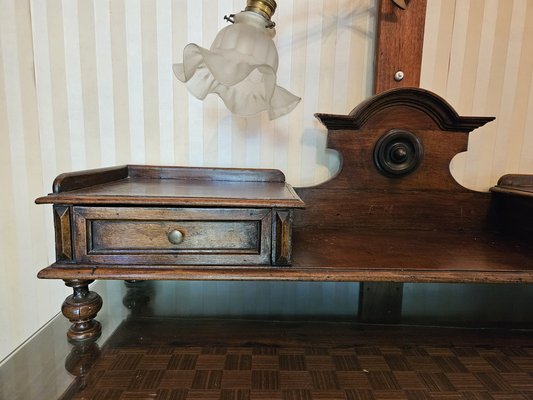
(173, 0, 300, 120)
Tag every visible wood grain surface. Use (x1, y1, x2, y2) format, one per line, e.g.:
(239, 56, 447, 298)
(374, 0, 427, 93)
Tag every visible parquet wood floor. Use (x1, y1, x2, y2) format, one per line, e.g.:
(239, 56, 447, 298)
(63, 319, 533, 400)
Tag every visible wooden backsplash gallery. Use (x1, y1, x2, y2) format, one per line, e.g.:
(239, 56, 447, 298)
(1, 0, 533, 360)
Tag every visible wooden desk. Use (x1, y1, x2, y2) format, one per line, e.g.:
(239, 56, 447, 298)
(36, 165, 305, 341)
(36, 88, 533, 343)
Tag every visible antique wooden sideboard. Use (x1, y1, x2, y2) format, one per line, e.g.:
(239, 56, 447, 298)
(36, 88, 533, 342)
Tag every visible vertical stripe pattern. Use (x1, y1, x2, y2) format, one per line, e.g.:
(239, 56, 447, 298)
(421, 0, 533, 191)
(1, 0, 70, 363)
(94, 0, 116, 166)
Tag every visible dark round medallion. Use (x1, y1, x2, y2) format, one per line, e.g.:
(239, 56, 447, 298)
(373, 129, 423, 177)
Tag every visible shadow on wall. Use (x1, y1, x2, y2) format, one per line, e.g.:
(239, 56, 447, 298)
(277, 1, 376, 52)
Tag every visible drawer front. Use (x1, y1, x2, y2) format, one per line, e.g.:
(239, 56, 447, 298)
(72, 207, 272, 265)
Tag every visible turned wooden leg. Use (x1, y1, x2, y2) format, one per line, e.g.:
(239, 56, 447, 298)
(62, 279, 103, 342)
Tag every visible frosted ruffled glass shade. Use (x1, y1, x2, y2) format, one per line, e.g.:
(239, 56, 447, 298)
(173, 11, 300, 120)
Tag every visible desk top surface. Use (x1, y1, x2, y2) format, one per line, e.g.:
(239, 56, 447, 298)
(35, 165, 305, 208)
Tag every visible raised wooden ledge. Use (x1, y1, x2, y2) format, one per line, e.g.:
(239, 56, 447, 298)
(37, 165, 304, 209)
(51, 165, 287, 194)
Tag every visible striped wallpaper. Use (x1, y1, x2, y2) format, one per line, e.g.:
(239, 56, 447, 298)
(30, 0, 375, 186)
(0, 0, 63, 362)
(1, 0, 533, 361)
(421, 0, 533, 191)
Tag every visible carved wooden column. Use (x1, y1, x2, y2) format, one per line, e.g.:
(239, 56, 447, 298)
(62, 279, 103, 342)
(359, 0, 427, 323)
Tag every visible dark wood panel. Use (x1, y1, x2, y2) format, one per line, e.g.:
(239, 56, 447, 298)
(291, 229, 533, 274)
(294, 190, 493, 232)
(53, 205, 72, 261)
(490, 193, 533, 244)
(359, 282, 403, 323)
(307, 129, 469, 192)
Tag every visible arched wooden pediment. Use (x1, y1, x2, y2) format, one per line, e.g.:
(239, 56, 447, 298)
(315, 87, 494, 132)
(305, 87, 495, 193)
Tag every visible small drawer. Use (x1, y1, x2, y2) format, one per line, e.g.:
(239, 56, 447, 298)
(72, 207, 272, 265)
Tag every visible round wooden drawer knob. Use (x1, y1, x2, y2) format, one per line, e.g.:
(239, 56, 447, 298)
(168, 229, 185, 244)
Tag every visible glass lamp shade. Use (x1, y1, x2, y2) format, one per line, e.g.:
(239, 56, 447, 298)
(173, 11, 300, 120)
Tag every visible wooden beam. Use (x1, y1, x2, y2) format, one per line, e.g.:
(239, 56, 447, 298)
(373, 0, 427, 94)
(359, 282, 404, 323)
(361, 0, 427, 323)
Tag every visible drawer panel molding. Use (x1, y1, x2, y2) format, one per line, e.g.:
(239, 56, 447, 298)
(73, 207, 272, 266)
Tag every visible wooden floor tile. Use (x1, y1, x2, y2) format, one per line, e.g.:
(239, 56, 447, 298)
(62, 319, 533, 400)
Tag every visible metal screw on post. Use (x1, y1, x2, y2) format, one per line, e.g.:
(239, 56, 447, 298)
(394, 71, 404, 82)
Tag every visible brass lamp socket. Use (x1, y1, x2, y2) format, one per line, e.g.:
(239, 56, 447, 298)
(245, 0, 277, 21)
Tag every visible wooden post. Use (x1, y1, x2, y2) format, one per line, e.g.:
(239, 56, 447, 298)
(359, 0, 427, 323)
(373, 0, 427, 94)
